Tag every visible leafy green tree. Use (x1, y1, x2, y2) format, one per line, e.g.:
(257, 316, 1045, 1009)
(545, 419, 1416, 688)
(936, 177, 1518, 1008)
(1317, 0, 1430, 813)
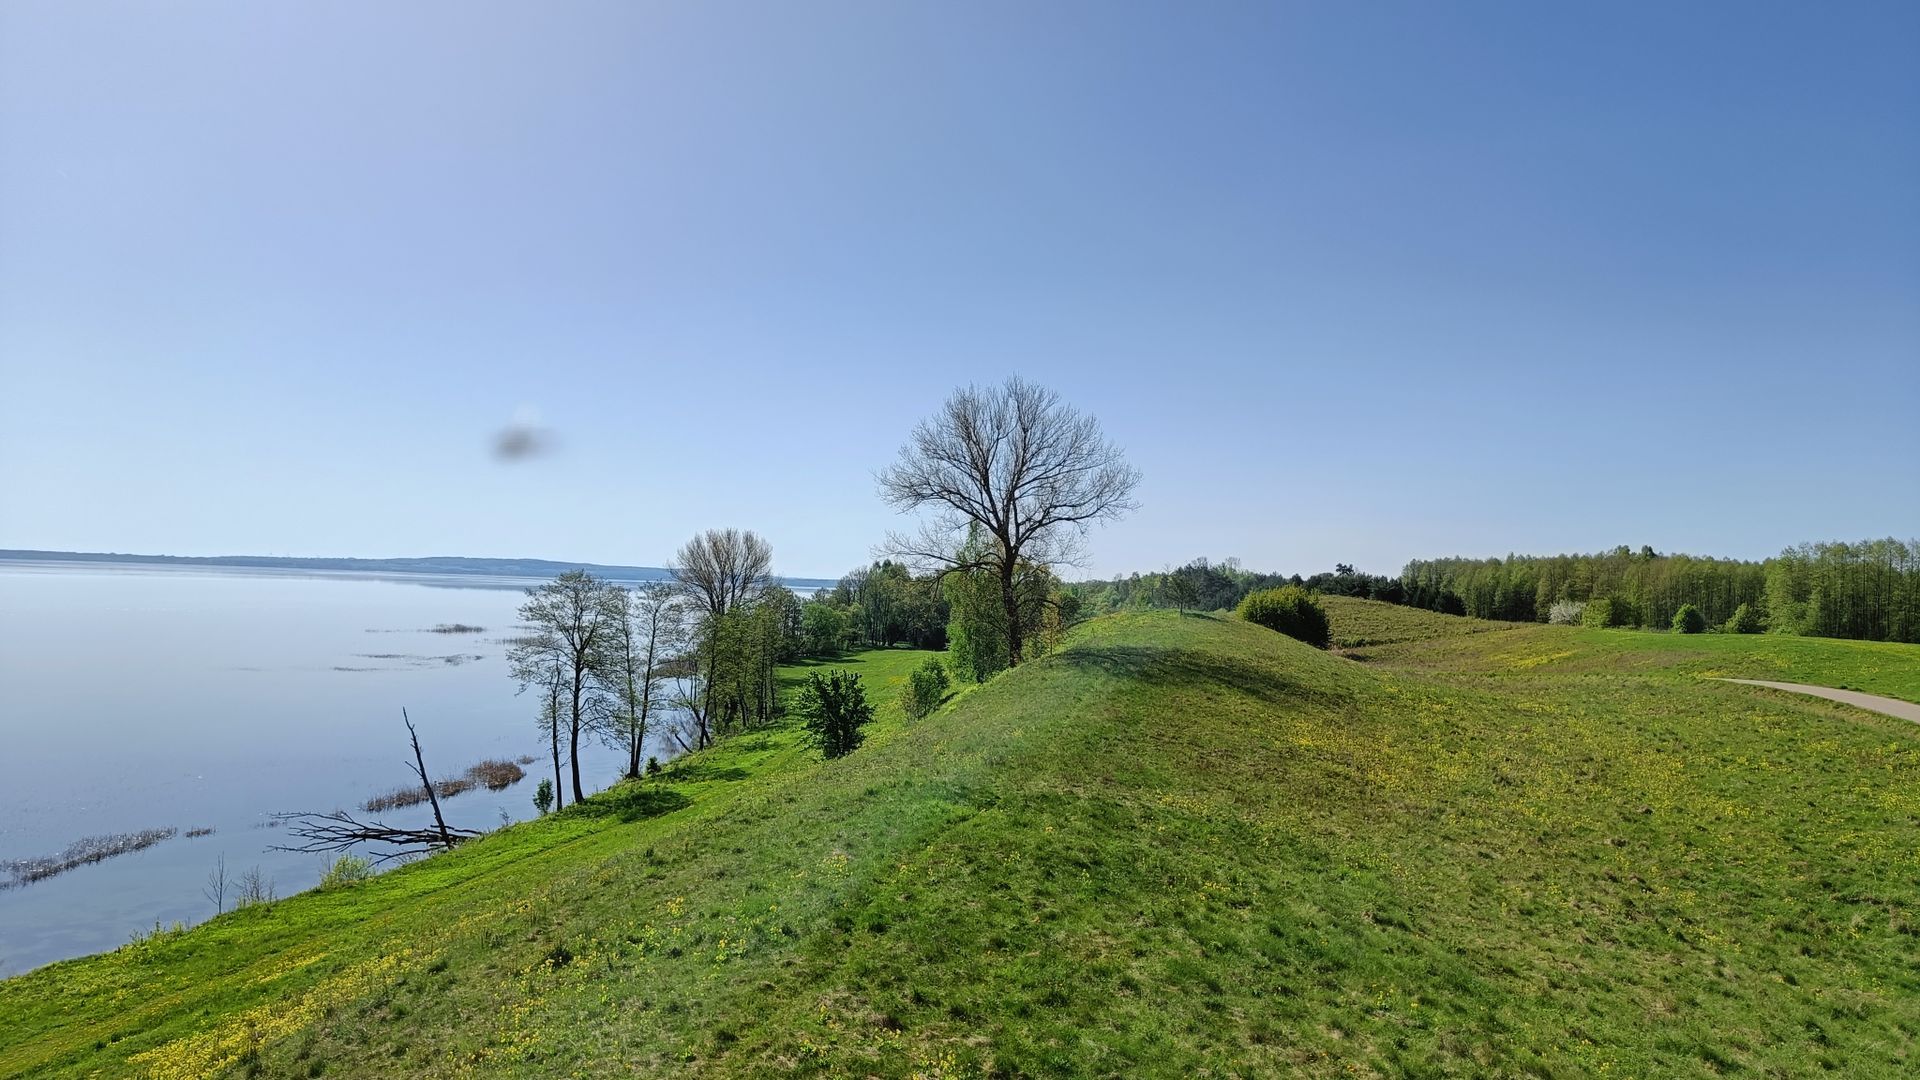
(1582, 597, 1635, 628)
(900, 655, 951, 720)
(1723, 602, 1763, 634)
(796, 669, 873, 758)
(1670, 604, 1706, 634)
(800, 600, 854, 657)
(1236, 586, 1331, 648)
(944, 556, 1008, 684)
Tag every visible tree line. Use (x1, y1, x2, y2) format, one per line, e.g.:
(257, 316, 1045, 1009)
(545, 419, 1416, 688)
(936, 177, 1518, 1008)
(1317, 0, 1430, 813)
(1402, 539, 1920, 641)
(1073, 540, 1920, 644)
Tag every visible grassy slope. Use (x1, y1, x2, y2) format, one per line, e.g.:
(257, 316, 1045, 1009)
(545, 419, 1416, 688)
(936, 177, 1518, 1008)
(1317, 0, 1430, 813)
(6, 608, 1920, 1077)
(1320, 595, 1920, 703)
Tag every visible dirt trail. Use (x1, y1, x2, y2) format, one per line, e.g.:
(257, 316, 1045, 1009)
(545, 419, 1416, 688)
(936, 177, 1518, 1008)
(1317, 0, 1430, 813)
(1715, 679, 1920, 724)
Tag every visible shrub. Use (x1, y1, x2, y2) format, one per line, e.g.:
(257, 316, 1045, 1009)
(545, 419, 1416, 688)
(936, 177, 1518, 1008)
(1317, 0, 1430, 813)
(1671, 604, 1707, 634)
(1235, 586, 1332, 649)
(1547, 599, 1586, 626)
(234, 866, 275, 908)
(1723, 602, 1763, 634)
(319, 854, 373, 889)
(900, 656, 951, 720)
(645, 756, 662, 777)
(467, 759, 525, 791)
(797, 668, 874, 758)
(1582, 597, 1634, 628)
(533, 778, 554, 815)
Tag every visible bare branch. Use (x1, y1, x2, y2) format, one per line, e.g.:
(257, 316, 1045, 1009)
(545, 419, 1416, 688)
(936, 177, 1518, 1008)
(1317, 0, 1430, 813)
(269, 811, 480, 865)
(876, 377, 1139, 666)
(402, 708, 452, 849)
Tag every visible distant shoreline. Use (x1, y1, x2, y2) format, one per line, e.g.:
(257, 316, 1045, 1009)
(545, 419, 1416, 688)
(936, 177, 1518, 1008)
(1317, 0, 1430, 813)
(0, 549, 836, 590)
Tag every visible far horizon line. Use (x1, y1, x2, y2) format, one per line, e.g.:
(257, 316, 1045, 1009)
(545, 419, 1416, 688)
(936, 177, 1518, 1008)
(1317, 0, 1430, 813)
(0, 547, 844, 585)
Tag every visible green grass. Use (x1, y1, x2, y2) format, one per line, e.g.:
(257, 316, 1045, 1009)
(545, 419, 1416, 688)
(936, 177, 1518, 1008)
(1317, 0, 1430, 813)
(5, 609, 1920, 1077)
(1322, 595, 1920, 703)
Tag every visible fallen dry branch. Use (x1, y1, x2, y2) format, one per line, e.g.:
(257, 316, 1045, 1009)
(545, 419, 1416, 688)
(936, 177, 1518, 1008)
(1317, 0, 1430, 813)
(269, 810, 480, 864)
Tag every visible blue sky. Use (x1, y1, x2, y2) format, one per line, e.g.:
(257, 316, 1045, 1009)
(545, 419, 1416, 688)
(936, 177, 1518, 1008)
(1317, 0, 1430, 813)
(3, 1, 1915, 580)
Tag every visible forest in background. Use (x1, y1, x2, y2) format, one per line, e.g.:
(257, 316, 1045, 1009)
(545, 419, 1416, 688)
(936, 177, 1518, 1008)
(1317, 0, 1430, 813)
(1071, 538, 1920, 644)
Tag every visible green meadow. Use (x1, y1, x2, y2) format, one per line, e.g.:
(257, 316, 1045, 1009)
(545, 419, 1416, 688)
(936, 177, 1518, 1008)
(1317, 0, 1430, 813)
(4, 603, 1919, 1078)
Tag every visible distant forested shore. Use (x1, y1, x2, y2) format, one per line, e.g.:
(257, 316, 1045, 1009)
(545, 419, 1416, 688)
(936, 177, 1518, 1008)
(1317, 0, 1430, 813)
(1072, 538, 1920, 644)
(0, 549, 835, 590)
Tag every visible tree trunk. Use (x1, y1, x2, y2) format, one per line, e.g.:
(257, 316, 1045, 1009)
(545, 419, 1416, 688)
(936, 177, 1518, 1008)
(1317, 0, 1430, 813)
(699, 627, 718, 748)
(550, 717, 563, 811)
(568, 672, 585, 804)
(635, 643, 656, 777)
(546, 661, 565, 810)
(1000, 560, 1023, 668)
(625, 662, 641, 779)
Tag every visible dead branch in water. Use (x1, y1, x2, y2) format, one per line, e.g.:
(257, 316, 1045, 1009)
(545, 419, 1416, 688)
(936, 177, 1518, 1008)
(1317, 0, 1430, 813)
(404, 708, 453, 848)
(276, 709, 473, 862)
(269, 810, 479, 864)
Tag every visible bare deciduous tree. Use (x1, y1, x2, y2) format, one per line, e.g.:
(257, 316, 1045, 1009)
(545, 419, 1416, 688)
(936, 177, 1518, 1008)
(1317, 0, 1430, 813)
(878, 377, 1139, 667)
(507, 570, 616, 803)
(600, 581, 683, 778)
(234, 865, 275, 908)
(203, 854, 227, 916)
(671, 530, 772, 747)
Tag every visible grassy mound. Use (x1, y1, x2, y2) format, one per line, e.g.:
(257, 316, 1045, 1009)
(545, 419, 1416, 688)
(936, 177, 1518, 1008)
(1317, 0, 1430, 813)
(5, 612, 1920, 1077)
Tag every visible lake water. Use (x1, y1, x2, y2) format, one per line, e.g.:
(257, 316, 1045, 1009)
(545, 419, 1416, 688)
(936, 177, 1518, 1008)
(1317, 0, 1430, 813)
(0, 561, 683, 976)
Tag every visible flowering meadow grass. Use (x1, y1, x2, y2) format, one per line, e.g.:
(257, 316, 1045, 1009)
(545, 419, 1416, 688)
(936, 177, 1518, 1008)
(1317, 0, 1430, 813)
(3, 608, 1918, 1076)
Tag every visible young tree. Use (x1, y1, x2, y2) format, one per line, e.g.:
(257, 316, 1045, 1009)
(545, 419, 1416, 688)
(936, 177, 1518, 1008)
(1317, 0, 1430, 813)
(796, 669, 873, 758)
(879, 377, 1139, 669)
(671, 530, 773, 747)
(598, 582, 683, 779)
(203, 854, 227, 916)
(1671, 603, 1707, 634)
(506, 570, 616, 803)
(1163, 560, 1205, 614)
(900, 655, 951, 720)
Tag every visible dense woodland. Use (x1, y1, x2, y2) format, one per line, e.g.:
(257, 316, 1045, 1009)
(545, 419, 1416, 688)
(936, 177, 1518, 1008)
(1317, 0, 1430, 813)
(1072, 538, 1920, 644)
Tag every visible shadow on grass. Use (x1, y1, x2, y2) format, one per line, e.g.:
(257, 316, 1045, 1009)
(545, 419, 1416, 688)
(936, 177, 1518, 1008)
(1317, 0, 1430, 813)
(664, 762, 751, 783)
(1055, 644, 1333, 707)
(563, 784, 692, 823)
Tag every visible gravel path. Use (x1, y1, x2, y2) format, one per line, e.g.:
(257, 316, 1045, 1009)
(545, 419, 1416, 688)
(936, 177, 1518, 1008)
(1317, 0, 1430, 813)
(1715, 679, 1920, 724)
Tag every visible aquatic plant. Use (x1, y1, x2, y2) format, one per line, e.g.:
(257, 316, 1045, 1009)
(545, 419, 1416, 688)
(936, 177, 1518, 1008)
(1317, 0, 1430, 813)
(0, 827, 179, 888)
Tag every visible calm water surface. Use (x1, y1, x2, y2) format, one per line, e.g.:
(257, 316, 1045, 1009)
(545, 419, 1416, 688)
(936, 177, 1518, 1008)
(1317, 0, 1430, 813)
(0, 562, 677, 976)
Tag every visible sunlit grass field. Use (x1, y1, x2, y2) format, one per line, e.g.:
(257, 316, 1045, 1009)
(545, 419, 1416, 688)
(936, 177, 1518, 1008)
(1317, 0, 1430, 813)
(1322, 595, 1920, 703)
(4, 605, 1919, 1077)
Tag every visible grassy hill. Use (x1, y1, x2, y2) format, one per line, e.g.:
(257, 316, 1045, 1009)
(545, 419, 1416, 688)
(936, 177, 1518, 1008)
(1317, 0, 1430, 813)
(5, 605, 1920, 1077)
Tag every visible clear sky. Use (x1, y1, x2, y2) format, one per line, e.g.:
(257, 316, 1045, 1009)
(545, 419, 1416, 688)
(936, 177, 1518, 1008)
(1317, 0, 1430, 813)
(3, 2, 1915, 580)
